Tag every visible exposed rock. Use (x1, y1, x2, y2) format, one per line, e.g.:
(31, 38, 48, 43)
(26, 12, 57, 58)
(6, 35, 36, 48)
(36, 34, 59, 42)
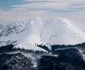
(38, 48, 85, 70)
(0, 53, 36, 70)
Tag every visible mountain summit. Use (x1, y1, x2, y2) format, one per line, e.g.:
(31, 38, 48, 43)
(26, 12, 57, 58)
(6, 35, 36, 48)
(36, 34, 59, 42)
(0, 17, 85, 50)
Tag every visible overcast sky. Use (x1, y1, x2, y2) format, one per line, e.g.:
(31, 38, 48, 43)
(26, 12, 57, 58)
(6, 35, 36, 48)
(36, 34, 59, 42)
(0, 0, 85, 23)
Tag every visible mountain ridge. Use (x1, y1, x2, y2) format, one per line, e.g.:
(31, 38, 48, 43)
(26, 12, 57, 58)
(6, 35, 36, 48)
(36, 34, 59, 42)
(0, 17, 85, 50)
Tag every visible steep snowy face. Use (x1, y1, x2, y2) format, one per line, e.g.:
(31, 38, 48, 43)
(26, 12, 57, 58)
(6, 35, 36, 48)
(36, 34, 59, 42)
(41, 17, 85, 45)
(25, 18, 43, 44)
(0, 17, 85, 50)
(0, 21, 28, 36)
(0, 18, 44, 50)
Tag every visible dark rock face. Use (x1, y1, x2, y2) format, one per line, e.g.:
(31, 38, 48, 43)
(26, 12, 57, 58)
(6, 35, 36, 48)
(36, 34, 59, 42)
(38, 48, 85, 70)
(0, 53, 36, 70)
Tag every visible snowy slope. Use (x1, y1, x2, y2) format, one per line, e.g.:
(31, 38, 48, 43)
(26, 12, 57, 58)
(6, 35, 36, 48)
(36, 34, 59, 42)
(41, 17, 85, 45)
(0, 17, 85, 50)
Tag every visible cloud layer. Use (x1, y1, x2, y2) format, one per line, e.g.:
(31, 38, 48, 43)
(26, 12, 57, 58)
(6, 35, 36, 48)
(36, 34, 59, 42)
(0, 0, 85, 23)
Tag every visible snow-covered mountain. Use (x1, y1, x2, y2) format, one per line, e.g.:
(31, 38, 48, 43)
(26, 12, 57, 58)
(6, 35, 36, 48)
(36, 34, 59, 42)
(0, 17, 85, 50)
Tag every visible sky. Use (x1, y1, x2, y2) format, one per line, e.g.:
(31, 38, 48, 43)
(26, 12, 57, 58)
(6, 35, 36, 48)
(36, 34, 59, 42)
(0, 0, 85, 23)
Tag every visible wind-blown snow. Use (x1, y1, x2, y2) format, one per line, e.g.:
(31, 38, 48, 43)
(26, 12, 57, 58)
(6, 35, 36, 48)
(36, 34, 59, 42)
(0, 17, 85, 50)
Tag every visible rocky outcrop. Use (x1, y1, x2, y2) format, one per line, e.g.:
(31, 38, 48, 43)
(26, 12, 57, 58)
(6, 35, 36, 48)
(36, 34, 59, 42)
(0, 44, 85, 70)
(0, 53, 36, 70)
(38, 48, 85, 70)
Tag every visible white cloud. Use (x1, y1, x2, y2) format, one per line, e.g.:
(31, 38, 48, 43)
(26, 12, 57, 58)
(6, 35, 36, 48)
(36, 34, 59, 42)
(0, 0, 85, 23)
(0, 9, 53, 24)
(24, 0, 53, 1)
(12, 2, 68, 10)
(11, 1, 85, 13)
(23, 0, 85, 3)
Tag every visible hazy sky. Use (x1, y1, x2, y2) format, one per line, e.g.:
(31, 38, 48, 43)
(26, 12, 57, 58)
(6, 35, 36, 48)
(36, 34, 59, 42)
(0, 0, 85, 23)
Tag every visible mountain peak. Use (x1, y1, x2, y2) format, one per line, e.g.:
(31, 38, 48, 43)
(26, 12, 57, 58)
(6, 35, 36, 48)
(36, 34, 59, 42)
(0, 17, 85, 50)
